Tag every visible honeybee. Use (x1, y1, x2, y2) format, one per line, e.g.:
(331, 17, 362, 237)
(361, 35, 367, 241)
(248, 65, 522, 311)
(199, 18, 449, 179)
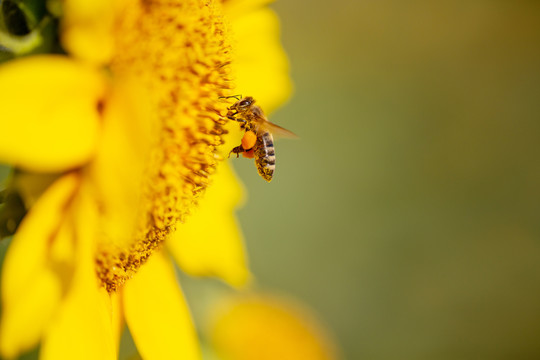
(225, 96, 296, 182)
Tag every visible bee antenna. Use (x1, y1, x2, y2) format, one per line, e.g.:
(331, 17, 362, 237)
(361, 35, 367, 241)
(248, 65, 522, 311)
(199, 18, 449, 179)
(219, 94, 242, 100)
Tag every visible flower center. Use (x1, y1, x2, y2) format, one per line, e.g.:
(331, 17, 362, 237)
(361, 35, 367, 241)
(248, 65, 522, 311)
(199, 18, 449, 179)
(95, 0, 232, 292)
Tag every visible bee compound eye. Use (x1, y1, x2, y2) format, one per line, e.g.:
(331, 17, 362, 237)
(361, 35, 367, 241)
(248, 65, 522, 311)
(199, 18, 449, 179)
(239, 99, 251, 107)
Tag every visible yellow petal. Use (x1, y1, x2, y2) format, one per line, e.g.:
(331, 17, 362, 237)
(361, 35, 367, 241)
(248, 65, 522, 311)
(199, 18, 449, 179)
(0, 55, 105, 172)
(210, 294, 339, 360)
(40, 183, 116, 360)
(1, 220, 78, 358)
(12, 172, 63, 210)
(223, 0, 274, 19)
(168, 164, 251, 287)
(231, 7, 292, 112)
(0, 270, 60, 359)
(61, 0, 120, 64)
(41, 286, 117, 360)
(123, 251, 200, 360)
(90, 76, 154, 250)
(110, 291, 124, 349)
(0, 174, 79, 358)
(1, 173, 79, 303)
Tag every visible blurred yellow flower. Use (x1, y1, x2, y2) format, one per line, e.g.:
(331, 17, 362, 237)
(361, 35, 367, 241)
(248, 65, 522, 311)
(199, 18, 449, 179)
(208, 293, 339, 360)
(0, 0, 291, 359)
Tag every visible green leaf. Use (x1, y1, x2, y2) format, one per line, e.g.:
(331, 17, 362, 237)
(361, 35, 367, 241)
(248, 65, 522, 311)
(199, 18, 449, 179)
(0, 189, 26, 239)
(0, 0, 58, 59)
(0, 164, 11, 183)
(1, 0, 46, 33)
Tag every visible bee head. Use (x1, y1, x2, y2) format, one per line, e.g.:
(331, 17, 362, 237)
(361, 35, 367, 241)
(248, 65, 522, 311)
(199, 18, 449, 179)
(232, 96, 254, 110)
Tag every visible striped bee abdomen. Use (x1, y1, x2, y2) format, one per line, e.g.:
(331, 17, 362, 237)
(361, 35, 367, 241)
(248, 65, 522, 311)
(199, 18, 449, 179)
(254, 131, 275, 182)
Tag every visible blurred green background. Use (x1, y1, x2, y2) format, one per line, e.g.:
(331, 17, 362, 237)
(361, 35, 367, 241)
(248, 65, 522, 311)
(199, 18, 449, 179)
(229, 1, 540, 359)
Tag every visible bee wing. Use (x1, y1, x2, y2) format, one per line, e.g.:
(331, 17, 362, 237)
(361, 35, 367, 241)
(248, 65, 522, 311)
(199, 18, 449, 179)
(258, 120, 298, 139)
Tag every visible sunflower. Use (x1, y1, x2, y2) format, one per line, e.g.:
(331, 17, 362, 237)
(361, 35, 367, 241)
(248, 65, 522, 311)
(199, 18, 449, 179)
(0, 0, 291, 358)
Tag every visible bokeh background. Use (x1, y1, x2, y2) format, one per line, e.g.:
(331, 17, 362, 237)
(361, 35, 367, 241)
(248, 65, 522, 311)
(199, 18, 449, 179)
(221, 1, 540, 359)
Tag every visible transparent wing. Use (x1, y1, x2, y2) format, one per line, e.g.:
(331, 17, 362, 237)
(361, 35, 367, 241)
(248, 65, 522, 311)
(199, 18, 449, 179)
(257, 119, 298, 139)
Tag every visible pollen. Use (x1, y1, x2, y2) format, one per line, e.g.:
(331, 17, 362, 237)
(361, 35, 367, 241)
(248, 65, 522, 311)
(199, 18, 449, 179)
(241, 131, 257, 150)
(95, 0, 233, 292)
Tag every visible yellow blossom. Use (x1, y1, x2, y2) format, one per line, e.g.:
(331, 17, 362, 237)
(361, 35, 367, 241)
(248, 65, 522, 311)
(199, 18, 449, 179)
(208, 293, 339, 360)
(0, 0, 291, 359)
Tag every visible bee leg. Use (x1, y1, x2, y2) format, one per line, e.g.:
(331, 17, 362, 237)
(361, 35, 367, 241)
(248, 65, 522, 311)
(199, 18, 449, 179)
(228, 145, 245, 158)
(227, 114, 247, 126)
(226, 110, 239, 120)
